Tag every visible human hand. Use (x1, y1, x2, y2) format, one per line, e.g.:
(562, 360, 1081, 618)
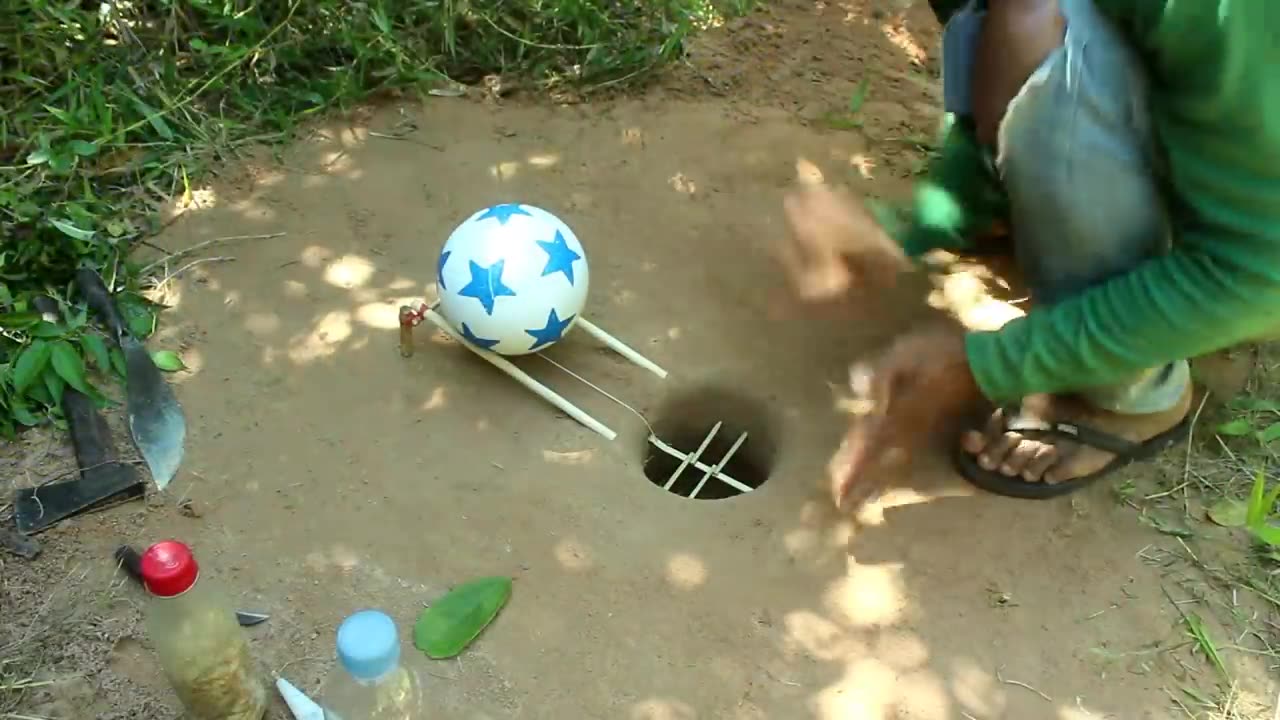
(778, 184, 911, 302)
(828, 324, 982, 510)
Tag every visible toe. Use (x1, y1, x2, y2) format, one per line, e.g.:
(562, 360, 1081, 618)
(961, 430, 986, 455)
(999, 441, 1042, 477)
(979, 431, 1023, 470)
(1021, 445, 1058, 482)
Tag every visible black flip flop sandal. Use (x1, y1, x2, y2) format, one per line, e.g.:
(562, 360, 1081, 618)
(954, 408, 1193, 499)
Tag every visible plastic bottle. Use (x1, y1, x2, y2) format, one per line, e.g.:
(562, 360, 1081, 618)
(320, 609, 425, 719)
(140, 540, 268, 720)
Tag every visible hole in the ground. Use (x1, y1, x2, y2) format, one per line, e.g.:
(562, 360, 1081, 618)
(641, 386, 779, 500)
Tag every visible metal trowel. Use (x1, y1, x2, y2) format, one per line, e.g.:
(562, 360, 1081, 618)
(76, 268, 186, 490)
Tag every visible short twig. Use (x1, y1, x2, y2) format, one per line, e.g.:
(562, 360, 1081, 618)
(366, 131, 443, 150)
(995, 666, 1052, 702)
(140, 232, 284, 274)
(155, 256, 234, 289)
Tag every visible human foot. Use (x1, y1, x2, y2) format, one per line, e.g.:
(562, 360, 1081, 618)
(954, 388, 1193, 499)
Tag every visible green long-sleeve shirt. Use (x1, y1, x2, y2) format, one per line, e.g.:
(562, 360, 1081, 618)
(896, 0, 1280, 404)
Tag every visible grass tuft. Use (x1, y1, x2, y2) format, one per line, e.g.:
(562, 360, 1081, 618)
(0, 0, 753, 434)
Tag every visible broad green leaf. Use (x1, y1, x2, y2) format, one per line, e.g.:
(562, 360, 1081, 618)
(50, 217, 96, 242)
(1206, 498, 1248, 528)
(81, 334, 110, 372)
(1259, 423, 1280, 444)
(29, 321, 65, 338)
(150, 349, 186, 372)
(110, 347, 128, 378)
(50, 340, 93, 396)
(1216, 418, 1252, 437)
(12, 398, 41, 426)
(69, 139, 99, 156)
(25, 381, 52, 406)
(0, 311, 41, 329)
(13, 340, 52, 394)
(414, 577, 512, 659)
(118, 293, 156, 339)
(43, 367, 66, 407)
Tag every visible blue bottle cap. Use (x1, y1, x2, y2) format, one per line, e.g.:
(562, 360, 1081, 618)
(336, 610, 401, 681)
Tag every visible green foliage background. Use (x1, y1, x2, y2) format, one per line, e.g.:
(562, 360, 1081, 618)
(0, 0, 750, 435)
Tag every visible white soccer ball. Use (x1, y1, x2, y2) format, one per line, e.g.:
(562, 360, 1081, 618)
(436, 203, 589, 356)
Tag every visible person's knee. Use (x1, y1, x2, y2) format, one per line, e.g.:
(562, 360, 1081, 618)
(995, 0, 1168, 300)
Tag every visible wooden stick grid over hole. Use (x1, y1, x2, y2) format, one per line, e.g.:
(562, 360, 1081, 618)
(650, 428, 754, 497)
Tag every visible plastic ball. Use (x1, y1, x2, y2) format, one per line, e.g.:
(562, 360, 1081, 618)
(436, 203, 589, 356)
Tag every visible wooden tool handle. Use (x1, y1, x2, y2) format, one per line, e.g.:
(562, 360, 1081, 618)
(75, 268, 127, 341)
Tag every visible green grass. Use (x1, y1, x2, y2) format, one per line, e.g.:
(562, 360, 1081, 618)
(1122, 351, 1280, 717)
(0, 0, 752, 435)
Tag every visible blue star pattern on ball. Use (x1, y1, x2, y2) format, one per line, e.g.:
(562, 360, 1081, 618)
(457, 259, 517, 316)
(477, 203, 532, 225)
(436, 250, 452, 291)
(536, 230, 582, 285)
(525, 309, 576, 351)
(458, 322, 499, 350)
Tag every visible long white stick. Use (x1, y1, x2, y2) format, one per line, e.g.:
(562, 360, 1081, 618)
(422, 308, 617, 441)
(576, 317, 668, 379)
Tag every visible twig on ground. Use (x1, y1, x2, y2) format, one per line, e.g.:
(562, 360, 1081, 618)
(154, 256, 235, 289)
(995, 666, 1052, 702)
(140, 232, 285, 275)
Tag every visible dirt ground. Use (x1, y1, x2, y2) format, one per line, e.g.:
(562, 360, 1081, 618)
(3, 1, 1277, 718)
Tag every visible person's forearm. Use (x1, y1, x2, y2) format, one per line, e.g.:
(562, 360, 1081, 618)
(965, 231, 1280, 404)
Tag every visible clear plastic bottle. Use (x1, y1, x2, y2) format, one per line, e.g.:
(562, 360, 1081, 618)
(140, 540, 268, 720)
(320, 609, 425, 719)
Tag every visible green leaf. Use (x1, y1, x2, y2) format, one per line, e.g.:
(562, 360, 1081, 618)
(1216, 418, 1252, 436)
(1206, 498, 1249, 528)
(13, 340, 52, 394)
(1251, 523, 1280, 547)
(150, 349, 186, 372)
(130, 97, 174, 140)
(29, 321, 65, 338)
(1246, 471, 1272, 528)
(69, 139, 99, 157)
(49, 217, 96, 242)
(43, 367, 66, 407)
(0, 311, 42, 329)
(414, 577, 512, 659)
(847, 76, 870, 114)
(1258, 422, 1280, 444)
(1230, 397, 1280, 412)
(26, 148, 51, 165)
(12, 398, 42, 426)
(110, 347, 128, 379)
(49, 340, 93, 396)
(118, 293, 156, 339)
(81, 334, 110, 372)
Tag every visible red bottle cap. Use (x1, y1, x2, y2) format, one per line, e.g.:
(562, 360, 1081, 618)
(140, 540, 200, 597)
